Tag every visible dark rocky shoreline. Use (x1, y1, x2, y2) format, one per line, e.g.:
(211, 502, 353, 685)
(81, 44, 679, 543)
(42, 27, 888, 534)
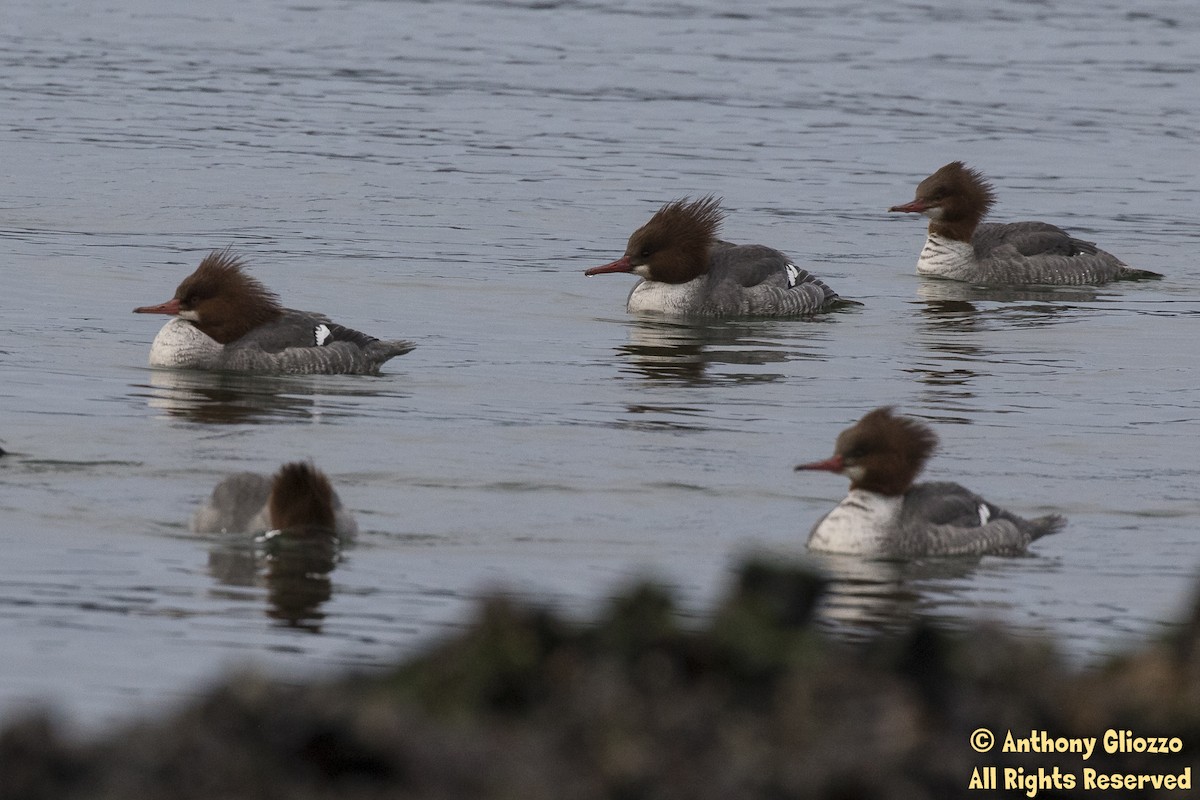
(2, 560, 1197, 799)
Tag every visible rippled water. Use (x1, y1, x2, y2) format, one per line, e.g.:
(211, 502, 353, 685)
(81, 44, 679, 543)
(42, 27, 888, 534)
(3, 0, 1199, 727)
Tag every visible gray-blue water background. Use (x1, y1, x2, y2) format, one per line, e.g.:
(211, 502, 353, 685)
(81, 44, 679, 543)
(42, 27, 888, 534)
(2, 0, 1198, 727)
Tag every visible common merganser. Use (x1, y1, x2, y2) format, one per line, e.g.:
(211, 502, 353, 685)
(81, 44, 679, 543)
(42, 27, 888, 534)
(889, 162, 1162, 285)
(134, 250, 414, 375)
(795, 407, 1065, 557)
(584, 196, 852, 316)
(191, 461, 357, 536)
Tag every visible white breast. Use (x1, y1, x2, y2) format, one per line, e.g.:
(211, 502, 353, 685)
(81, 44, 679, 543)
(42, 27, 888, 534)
(916, 233, 977, 279)
(626, 278, 706, 314)
(806, 490, 902, 554)
(147, 318, 223, 368)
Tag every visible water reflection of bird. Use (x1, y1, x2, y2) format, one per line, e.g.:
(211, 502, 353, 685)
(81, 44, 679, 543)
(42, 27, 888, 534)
(909, 283, 1091, 418)
(137, 368, 404, 426)
(616, 317, 825, 386)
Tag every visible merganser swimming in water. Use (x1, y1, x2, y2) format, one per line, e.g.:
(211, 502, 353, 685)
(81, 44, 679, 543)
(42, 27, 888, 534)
(795, 407, 1065, 557)
(584, 196, 852, 317)
(134, 250, 414, 375)
(191, 461, 357, 536)
(889, 162, 1162, 286)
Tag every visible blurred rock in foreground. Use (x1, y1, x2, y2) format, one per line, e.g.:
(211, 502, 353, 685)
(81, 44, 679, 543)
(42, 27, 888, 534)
(2, 559, 1198, 799)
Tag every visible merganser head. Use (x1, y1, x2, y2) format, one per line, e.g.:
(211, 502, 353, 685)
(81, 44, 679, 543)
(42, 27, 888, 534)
(585, 196, 724, 284)
(888, 161, 995, 241)
(268, 461, 338, 531)
(133, 250, 283, 344)
(795, 407, 938, 496)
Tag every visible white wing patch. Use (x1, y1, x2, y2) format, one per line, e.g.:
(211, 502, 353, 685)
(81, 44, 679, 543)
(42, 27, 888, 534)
(314, 324, 332, 346)
(978, 503, 991, 525)
(785, 263, 801, 288)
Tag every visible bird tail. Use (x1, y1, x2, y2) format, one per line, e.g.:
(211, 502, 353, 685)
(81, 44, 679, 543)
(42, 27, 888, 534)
(1028, 514, 1067, 541)
(1117, 266, 1164, 280)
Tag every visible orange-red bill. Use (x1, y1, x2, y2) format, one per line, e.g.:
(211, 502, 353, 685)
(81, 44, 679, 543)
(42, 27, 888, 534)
(887, 200, 930, 213)
(584, 255, 634, 276)
(133, 298, 181, 315)
(795, 454, 844, 473)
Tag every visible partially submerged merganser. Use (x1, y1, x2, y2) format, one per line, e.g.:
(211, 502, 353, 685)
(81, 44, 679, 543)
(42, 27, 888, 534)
(134, 250, 414, 375)
(191, 461, 357, 536)
(889, 162, 1162, 285)
(585, 196, 852, 316)
(796, 407, 1065, 557)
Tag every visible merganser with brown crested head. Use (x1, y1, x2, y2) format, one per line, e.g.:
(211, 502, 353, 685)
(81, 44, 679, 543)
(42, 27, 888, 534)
(133, 250, 414, 375)
(889, 162, 1162, 285)
(191, 461, 357, 536)
(796, 407, 1065, 558)
(584, 196, 852, 316)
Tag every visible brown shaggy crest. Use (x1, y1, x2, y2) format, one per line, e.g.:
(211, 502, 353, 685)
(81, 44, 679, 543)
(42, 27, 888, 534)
(173, 249, 284, 343)
(624, 195, 725, 283)
(268, 462, 337, 531)
(834, 407, 939, 496)
(913, 162, 996, 241)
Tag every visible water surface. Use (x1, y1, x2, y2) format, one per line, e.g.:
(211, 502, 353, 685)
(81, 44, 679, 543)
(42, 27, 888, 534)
(2, 0, 1199, 727)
